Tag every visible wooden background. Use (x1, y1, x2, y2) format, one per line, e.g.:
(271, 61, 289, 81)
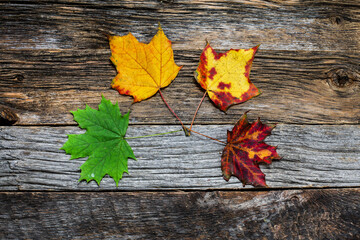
(1, 0, 359, 239)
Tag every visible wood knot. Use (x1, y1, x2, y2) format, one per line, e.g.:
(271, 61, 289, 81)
(15, 74, 25, 82)
(290, 196, 299, 203)
(0, 107, 19, 125)
(326, 68, 359, 95)
(328, 68, 353, 87)
(330, 16, 344, 25)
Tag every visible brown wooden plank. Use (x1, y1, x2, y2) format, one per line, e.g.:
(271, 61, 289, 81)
(1, 49, 359, 125)
(1, 125, 359, 190)
(0, 0, 359, 52)
(1, 189, 359, 239)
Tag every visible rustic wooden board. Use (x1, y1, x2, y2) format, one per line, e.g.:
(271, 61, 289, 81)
(1, 49, 359, 125)
(1, 0, 360, 238)
(1, 0, 359, 52)
(1, 125, 359, 190)
(1, 189, 359, 239)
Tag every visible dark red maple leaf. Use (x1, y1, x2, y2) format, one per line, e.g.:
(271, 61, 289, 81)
(221, 113, 280, 187)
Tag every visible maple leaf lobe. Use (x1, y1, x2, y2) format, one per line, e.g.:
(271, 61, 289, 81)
(221, 113, 280, 187)
(195, 43, 261, 111)
(109, 26, 182, 102)
(61, 96, 136, 186)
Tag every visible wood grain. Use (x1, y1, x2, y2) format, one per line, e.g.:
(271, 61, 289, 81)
(1, 125, 359, 190)
(1, 49, 359, 125)
(1, 0, 359, 52)
(1, 189, 359, 239)
(1, 1, 360, 238)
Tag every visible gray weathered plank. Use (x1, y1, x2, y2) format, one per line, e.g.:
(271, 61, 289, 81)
(1, 0, 359, 52)
(1, 189, 359, 239)
(1, 49, 359, 125)
(1, 124, 359, 190)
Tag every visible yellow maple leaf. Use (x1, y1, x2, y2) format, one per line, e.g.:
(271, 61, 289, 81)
(109, 26, 182, 102)
(194, 43, 260, 111)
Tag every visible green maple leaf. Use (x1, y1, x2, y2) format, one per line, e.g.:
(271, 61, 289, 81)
(61, 96, 136, 186)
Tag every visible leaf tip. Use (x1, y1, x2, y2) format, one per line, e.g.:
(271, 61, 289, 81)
(132, 96, 142, 103)
(94, 177, 102, 186)
(240, 111, 250, 121)
(114, 172, 126, 187)
(270, 123, 277, 130)
(123, 110, 131, 120)
(106, 33, 113, 41)
(255, 87, 262, 96)
(70, 110, 78, 116)
(204, 39, 210, 47)
(223, 176, 230, 182)
(251, 44, 260, 54)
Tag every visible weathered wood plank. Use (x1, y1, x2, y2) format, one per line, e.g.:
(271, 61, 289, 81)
(1, 0, 359, 51)
(1, 50, 359, 125)
(1, 189, 359, 239)
(1, 125, 359, 190)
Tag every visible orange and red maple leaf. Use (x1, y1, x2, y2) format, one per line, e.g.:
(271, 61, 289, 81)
(221, 113, 280, 187)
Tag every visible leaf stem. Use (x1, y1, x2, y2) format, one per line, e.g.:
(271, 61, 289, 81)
(125, 130, 182, 139)
(190, 91, 207, 131)
(158, 89, 190, 136)
(187, 128, 226, 145)
(157, 89, 225, 144)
